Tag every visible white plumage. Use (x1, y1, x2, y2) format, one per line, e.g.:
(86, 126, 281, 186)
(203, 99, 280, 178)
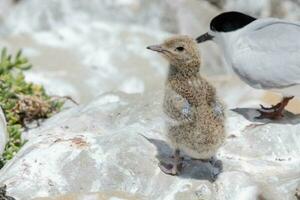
(197, 11, 300, 119)
(215, 18, 300, 96)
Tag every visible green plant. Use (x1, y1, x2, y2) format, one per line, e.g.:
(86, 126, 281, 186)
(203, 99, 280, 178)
(0, 48, 63, 168)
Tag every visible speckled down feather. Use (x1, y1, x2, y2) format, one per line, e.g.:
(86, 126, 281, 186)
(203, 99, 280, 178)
(162, 35, 226, 159)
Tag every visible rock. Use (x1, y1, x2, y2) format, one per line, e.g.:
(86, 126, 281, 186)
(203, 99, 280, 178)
(296, 187, 300, 200)
(0, 0, 175, 104)
(33, 191, 142, 200)
(0, 21, 169, 103)
(0, 0, 15, 22)
(220, 0, 300, 20)
(205, 0, 225, 9)
(0, 107, 8, 156)
(0, 185, 16, 200)
(0, 91, 299, 200)
(0, 0, 175, 103)
(1, 0, 177, 34)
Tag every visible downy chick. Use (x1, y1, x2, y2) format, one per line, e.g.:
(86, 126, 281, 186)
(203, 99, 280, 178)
(147, 35, 225, 175)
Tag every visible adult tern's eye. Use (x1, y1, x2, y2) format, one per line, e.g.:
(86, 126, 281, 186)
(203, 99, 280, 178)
(175, 47, 184, 52)
(211, 25, 216, 31)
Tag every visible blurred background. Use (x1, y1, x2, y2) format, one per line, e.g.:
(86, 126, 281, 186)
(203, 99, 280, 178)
(0, 0, 300, 110)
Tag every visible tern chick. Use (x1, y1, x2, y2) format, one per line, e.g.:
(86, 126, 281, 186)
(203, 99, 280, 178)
(147, 35, 225, 175)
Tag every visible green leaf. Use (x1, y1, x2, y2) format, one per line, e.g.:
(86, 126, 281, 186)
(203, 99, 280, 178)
(0, 47, 64, 168)
(1, 48, 7, 61)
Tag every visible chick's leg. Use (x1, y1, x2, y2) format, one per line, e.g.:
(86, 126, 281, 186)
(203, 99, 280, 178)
(256, 96, 294, 120)
(159, 149, 183, 175)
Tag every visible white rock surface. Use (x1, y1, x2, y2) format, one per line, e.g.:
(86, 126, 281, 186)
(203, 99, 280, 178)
(0, 0, 176, 103)
(33, 191, 142, 200)
(0, 91, 299, 200)
(0, 107, 8, 155)
(216, 0, 300, 19)
(1, 0, 176, 34)
(0, 0, 15, 21)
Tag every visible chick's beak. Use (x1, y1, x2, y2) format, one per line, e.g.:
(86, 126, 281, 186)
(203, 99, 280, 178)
(146, 45, 164, 53)
(196, 32, 214, 43)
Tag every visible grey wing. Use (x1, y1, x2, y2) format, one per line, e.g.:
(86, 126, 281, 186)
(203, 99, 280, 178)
(234, 20, 300, 89)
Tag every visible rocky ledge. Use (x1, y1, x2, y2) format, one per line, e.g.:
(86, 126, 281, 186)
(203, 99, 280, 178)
(0, 91, 299, 200)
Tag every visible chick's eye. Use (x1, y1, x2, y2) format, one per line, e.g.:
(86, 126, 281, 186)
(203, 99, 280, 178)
(175, 46, 184, 52)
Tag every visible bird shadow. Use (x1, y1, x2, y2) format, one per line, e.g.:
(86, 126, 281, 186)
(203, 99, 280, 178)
(141, 135, 222, 182)
(232, 107, 300, 125)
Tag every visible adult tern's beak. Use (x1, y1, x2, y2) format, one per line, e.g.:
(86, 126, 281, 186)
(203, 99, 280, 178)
(196, 32, 214, 43)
